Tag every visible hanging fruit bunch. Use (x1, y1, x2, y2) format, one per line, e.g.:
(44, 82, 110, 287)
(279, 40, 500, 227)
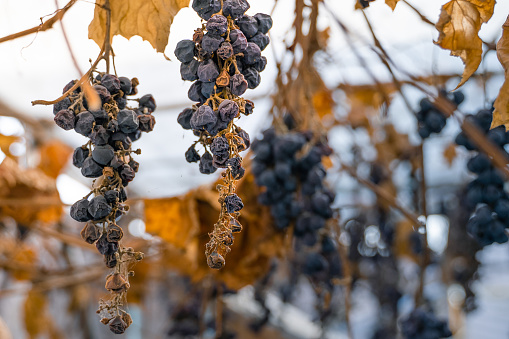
(53, 73, 156, 334)
(175, 0, 272, 269)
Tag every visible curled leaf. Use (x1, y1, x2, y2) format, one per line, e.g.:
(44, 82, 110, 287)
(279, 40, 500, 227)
(492, 16, 509, 130)
(435, 0, 495, 89)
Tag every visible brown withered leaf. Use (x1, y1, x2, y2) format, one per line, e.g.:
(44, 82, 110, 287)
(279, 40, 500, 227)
(385, 0, 400, 10)
(443, 143, 457, 167)
(0, 134, 21, 158)
(312, 89, 334, 119)
(24, 291, 62, 339)
(435, 0, 496, 89)
(12, 247, 36, 281)
(37, 140, 72, 179)
(154, 170, 284, 290)
(492, 16, 509, 130)
(0, 157, 62, 225)
(342, 84, 396, 130)
(144, 195, 200, 250)
(88, 0, 189, 53)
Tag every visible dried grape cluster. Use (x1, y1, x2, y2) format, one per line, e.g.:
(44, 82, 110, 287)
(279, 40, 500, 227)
(251, 118, 341, 281)
(176, 0, 272, 269)
(400, 308, 452, 339)
(416, 90, 464, 139)
(454, 108, 509, 246)
(252, 122, 335, 243)
(53, 73, 156, 334)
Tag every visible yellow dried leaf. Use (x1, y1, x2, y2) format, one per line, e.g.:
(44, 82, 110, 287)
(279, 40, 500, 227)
(88, 0, 189, 53)
(0, 134, 21, 158)
(492, 16, 509, 130)
(435, 0, 496, 89)
(24, 291, 47, 339)
(443, 143, 457, 167)
(385, 0, 400, 10)
(312, 90, 334, 119)
(12, 247, 36, 281)
(144, 195, 199, 249)
(37, 140, 72, 179)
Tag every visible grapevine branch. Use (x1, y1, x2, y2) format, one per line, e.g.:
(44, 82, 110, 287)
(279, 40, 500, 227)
(0, 0, 78, 44)
(341, 163, 424, 228)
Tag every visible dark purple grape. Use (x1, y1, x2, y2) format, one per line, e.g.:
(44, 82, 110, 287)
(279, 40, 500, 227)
(224, 194, 244, 213)
(243, 68, 261, 89)
(88, 195, 112, 220)
(117, 109, 139, 134)
(186, 145, 201, 163)
(230, 74, 248, 96)
(211, 136, 229, 156)
(53, 97, 72, 115)
(223, 0, 250, 19)
(81, 157, 104, 178)
(206, 15, 228, 36)
(229, 29, 248, 54)
(181, 59, 200, 81)
(72, 146, 89, 168)
(254, 13, 273, 34)
(175, 40, 196, 63)
(139, 94, 157, 113)
(217, 42, 234, 60)
(242, 42, 262, 65)
(101, 74, 121, 94)
(178, 108, 195, 130)
(199, 152, 217, 174)
(218, 100, 239, 122)
(92, 145, 115, 165)
(138, 114, 156, 132)
(93, 85, 111, 104)
(190, 105, 217, 132)
(192, 0, 221, 20)
(54, 109, 75, 130)
(236, 15, 258, 39)
(75, 111, 95, 136)
(118, 77, 132, 94)
(250, 33, 270, 51)
(198, 59, 220, 82)
(70, 198, 91, 222)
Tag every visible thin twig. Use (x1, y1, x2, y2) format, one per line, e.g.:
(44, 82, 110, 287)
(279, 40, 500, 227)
(341, 163, 423, 228)
(0, 0, 78, 44)
(55, 0, 83, 75)
(416, 144, 430, 305)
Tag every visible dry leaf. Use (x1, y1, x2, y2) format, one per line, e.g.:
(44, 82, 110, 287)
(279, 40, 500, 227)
(385, 0, 400, 10)
(24, 291, 62, 339)
(0, 157, 62, 225)
(443, 143, 457, 167)
(312, 89, 334, 119)
(88, 0, 189, 53)
(37, 140, 72, 179)
(0, 134, 21, 158)
(492, 16, 509, 130)
(435, 0, 496, 89)
(153, 170, 284, 290)
(144, 195, 199, 249)
(12, 247, 36, 281)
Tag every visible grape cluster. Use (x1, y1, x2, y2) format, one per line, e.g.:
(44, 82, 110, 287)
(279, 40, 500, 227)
(400, 308, 452, 339)
(176, 0, 272, 269)
(416, 91, 464, 139)
(53, 73, 156, 334)
(454, 108, 509, 246)
(251, 123, 335, 245)
(251, 118, 342, 287)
